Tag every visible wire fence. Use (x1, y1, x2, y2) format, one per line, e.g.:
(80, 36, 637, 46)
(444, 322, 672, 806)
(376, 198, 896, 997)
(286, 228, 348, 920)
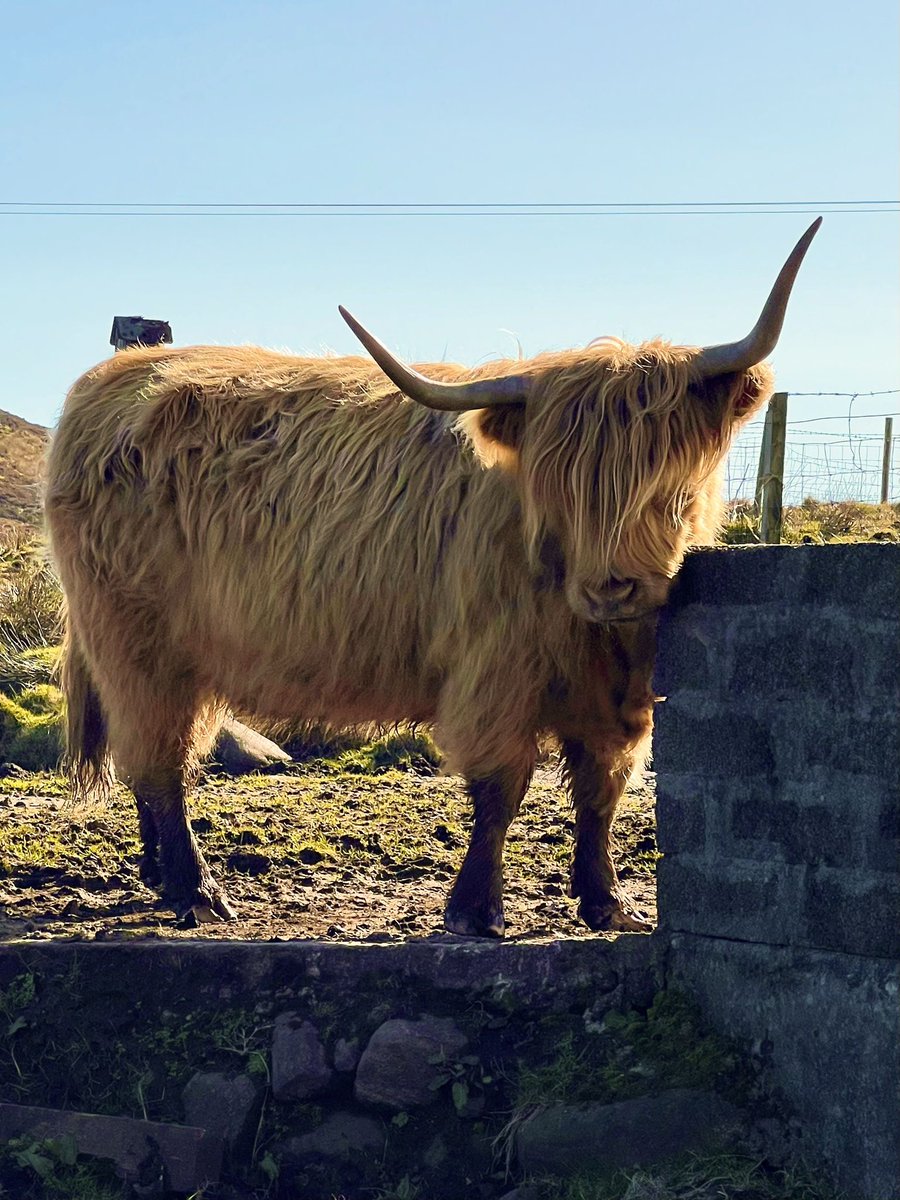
(725, 395, 900, 506)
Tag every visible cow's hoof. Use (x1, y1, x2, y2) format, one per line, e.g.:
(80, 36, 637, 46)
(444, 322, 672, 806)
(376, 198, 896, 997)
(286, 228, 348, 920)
(578, 898, 651, 933)
(174, 887, 237, 927)
(444, 904, 505, 939)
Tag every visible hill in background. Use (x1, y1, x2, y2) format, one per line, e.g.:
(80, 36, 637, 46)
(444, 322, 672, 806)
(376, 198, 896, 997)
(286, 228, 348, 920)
(0, 409, 48, 538)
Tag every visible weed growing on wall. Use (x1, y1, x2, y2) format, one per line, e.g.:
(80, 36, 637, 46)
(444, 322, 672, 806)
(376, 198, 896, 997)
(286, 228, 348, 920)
(528, 1150, 846, 1199)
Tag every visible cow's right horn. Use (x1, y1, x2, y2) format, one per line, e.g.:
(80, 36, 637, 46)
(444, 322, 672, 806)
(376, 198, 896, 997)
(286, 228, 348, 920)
(339, 306, 529, 412)
(694, 217, 822, 378)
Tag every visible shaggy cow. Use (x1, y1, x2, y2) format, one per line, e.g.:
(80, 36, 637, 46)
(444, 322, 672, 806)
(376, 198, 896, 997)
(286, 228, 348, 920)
(45, 220, 820, 934)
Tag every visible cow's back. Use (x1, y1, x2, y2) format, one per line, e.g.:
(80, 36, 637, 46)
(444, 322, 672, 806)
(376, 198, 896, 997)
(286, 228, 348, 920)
(45, 345, 536, 726)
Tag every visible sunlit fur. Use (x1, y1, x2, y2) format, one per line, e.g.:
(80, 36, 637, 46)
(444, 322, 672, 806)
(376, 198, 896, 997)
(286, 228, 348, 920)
(462, 338, 772, 618)
(46, 338, 772, 820)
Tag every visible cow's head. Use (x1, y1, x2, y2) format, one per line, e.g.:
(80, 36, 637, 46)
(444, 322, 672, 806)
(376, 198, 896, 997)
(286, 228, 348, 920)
(341, 220, 820, 623)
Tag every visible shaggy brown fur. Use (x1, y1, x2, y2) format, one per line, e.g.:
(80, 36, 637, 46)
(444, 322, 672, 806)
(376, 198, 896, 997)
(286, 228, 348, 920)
(45, 338, 772, 931)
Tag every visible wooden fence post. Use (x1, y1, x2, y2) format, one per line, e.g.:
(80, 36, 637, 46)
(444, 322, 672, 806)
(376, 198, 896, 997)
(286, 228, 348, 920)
(755, 404, 773, 512)
(881, 417, 894, 504)
(758, 391, 788, 543)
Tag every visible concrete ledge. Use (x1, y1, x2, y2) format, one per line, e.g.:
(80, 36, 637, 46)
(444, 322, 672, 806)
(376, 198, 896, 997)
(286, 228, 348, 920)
(0, 934, 660, 1013)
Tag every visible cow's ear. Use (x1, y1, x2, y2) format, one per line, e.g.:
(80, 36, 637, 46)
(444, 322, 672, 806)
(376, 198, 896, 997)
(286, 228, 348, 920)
(700, 363, 775, 430)
(459, 404, 527, 469)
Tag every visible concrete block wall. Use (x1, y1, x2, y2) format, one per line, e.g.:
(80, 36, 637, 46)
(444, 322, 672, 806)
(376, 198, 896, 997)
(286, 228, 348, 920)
(654, 544, 900, 1200)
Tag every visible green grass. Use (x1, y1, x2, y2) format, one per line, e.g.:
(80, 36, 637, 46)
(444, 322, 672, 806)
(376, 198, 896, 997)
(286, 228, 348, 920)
(721, 499, 899, 545)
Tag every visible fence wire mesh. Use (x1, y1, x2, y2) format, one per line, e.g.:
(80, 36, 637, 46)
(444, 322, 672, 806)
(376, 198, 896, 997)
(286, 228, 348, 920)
(725, 402, 899, 505)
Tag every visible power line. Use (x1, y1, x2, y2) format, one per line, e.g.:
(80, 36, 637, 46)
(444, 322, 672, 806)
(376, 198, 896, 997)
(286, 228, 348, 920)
(0, 200, 896, 218)
(0, 198, 894, 208)
(2, 210, 896, 219)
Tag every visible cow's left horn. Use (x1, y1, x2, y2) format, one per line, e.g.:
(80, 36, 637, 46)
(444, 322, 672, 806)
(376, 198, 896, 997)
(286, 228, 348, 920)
(695, 217, 822, 378)
(339, 306, 529, 412)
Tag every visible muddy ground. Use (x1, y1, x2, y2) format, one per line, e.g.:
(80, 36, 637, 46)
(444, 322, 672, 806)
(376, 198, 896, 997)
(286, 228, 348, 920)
(0, 761, 657, 943)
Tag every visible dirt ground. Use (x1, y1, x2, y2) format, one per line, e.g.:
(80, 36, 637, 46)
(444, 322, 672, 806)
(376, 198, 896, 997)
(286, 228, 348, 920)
(0, 761, 658, 943)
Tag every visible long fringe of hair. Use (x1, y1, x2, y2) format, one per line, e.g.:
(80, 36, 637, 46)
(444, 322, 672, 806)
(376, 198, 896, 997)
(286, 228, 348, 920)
(478, 338, 772, 581)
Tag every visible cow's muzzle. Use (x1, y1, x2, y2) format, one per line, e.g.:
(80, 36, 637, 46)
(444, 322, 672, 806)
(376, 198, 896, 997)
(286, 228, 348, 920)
(570, 576, 668, 624)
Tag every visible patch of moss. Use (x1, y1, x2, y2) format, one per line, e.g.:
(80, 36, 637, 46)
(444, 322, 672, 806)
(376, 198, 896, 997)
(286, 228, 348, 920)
(15, 683, 62, 717)
(598, 990, 747, 1099)
(333, 731, 441, 776)
(515, 992, 746, 1112)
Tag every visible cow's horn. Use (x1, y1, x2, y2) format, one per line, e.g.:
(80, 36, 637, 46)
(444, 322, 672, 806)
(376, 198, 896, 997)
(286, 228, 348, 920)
(339, 306, 529, 412)
(694, 217, 822, 378)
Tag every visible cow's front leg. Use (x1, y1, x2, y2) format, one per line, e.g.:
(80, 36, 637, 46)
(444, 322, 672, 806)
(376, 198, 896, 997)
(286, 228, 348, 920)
(444, 757, 534, 938)
(562, 739, 651, 933)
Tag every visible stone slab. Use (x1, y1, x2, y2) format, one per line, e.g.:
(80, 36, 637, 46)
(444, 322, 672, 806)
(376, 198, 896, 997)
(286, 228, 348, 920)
(0, 1103, 223, 1191)
(515, 1088, 742, 1174)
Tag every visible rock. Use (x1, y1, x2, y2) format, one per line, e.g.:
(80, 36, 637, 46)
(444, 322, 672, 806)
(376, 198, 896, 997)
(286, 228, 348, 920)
(213, 718, 291, 774)
(0, 1102, 222, 1192)
(182, 1072, 263, 1155)
(0, 763, 28, 779)
(284, 1111, 384, 1161)
(515, 1089, 742, 1174)
(355, 1017, 468, 1110)
(333, 1037, 361, 1072)
(271, 1015, 332, 1100)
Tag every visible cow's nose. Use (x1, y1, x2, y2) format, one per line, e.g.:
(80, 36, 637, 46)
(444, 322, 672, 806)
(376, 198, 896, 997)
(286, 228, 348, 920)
(581, 578, 637, 619)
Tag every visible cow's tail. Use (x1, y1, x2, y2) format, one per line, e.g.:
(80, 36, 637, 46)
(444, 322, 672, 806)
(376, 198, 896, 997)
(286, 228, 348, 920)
(57, 619, 114, 804)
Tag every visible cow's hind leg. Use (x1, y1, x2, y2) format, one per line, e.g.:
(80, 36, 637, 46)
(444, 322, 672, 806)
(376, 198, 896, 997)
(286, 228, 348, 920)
(132, 767, 235, 926)
(136, 798, 161, 889)
(562, 739, 650, 933)
(444, 753, 535, 939)
(107, 688, 235, 926)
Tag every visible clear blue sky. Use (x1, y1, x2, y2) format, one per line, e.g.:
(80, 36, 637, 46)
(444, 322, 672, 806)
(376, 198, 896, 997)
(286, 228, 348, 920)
(1, 0, 897, 435)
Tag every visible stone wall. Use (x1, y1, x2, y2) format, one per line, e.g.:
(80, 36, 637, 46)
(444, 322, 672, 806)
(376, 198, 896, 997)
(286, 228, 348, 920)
(653, 544, 900, 1200)
(0, 937, 663, 1199)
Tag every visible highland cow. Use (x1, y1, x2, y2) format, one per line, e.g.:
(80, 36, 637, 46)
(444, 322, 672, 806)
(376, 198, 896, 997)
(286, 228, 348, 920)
(45, 220, 820, 934)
